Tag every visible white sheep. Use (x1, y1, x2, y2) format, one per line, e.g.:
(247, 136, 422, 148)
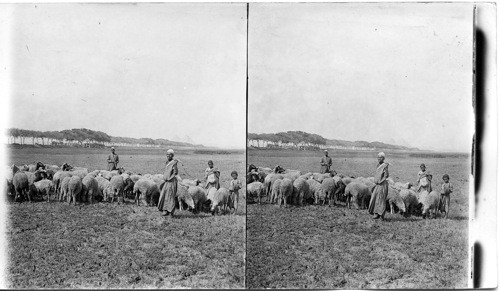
(211, 187, 231, 215)
(292, 178, 311, 206)
(277, 178, 293, 207)
(399, 188, 419, 216)
(269, 179, 282, 204)
(33, 179, 53, 202)
(344, 182, 371, 209)
(320, 177, 337, 206)
(133, 178, 160, 206)
(82, 174, 99, 203)
(246, 181, 264, 204)
(67, 176, 83, 205)
(108, 175, 125, 203)
(306, 178, 324, 205)
(387, 186, 406, 214)
(419, 190, 441, 219)
(263, 173, 283, 197)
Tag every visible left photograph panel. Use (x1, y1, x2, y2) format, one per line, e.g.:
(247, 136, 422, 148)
(0, 3, 247, 288)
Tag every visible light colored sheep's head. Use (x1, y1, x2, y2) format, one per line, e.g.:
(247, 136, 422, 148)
(395, 197, 406, 213)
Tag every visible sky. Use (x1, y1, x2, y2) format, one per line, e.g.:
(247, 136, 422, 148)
(248, 3, 474, 153)
(3, 3, 247, 149)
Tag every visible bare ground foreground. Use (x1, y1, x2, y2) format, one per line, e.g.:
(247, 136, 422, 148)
(247, 149, 469, 289)
(6, 146, 245, 288)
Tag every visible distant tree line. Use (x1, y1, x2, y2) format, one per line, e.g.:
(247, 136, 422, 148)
(248, 131, 326, 149)
(6, 128, 111, 146)
(5, 128, 201, 148)
(248, 130, 418, 151)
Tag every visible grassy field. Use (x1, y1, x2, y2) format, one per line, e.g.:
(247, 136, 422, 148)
(247, 148, 470, 289)
(5, 146, 245, 288)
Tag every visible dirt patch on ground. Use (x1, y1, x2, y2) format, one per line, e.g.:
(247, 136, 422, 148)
(246, 204, 468, 289)
(7, 200, 245, 288)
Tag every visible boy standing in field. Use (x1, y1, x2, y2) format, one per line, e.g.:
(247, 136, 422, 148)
(439, 174, 453, 219)
(229, 170, 242, 215)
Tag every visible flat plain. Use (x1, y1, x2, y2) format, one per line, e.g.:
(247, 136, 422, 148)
(247, 148, 470, 289)
(5, 146, 246, 288)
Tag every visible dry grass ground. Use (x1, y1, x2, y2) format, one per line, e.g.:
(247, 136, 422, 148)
(6, 146, 245, 288)
(247, 148, 470, 289)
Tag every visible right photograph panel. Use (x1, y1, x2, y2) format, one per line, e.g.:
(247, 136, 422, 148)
(246, 3, 473, 289)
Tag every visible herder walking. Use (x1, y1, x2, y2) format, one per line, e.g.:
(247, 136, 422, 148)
(368, 152, 389, 220)
(158, 149, 178, 218)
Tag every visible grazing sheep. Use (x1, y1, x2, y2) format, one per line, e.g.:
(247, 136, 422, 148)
(400, 188, 419, 216)
(283, 170, 301, 182)
(133, 178, 160, 206)
(188, 186, 207, 213)
(387, 186, 406, 214)
(33, 179, 54, 202)
(263, 173, 283, 197)
(277, 178, 293, 207)
(99, 170, 114, 180)
(130, 174, 142, 183)
(269, 179, 282, 204)
(292, 178, 311, 206)
(246, 181, 264, 204)
(355, 177, 376, 192)
(96, 176, 111, 199)
(344, 182, 371, 209)
(142, 173, 153, 180)
(68, 169, 89, 180)
(123, 177, 134, 199)
(67, 176, 83, 205)
(45, 164, 60, 172)
(108, 175, 125, 203)
(306, 178, 324, 205)
(211, 187, 231, 215)
(312, 172, 331, 183)
(59, 176, 72, 201)
(394, 181, 411, 190)
(13, 171, 30, 202)
(246, 172, 260, 184)
(82, 175, 99, 203)
(419, 190, 441, 219)
(179, 178, 201, 187)
(176, 184, 195, 211)
(298, 172, 313, 180)
(321, 177, 337, 206)
(258, 167, 273, 174)
(151, 176, 165, 191)
(24, 172, 36, 186)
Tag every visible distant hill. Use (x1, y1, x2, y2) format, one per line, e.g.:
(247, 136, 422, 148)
(248, 131, 419, 151)
(5, 128, 204, 148)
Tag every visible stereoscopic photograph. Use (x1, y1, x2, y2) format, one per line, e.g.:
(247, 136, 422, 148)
(1, 3, 246, 288)
(0, 1, 497, 290)
(246, 3, 474, 289)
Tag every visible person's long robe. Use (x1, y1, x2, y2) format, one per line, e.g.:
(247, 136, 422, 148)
(205, 167, 220, 190)
(158, 159, 178, 213)
(107, 153, 119, 171)
(368, 162, 389, 216)
(417, 170, 432, 193)
(320, 156, 332, 174)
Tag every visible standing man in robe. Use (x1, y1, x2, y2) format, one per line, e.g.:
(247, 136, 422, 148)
(107, 147, 119, 171)
(368, 152, 389, 220)
(320, 150, 332, 174)
(158, 149, 178, 218)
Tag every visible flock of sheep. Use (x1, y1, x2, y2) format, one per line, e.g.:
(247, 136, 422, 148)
(246, 166, 443, 219)
(4, 162, 237, 215)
